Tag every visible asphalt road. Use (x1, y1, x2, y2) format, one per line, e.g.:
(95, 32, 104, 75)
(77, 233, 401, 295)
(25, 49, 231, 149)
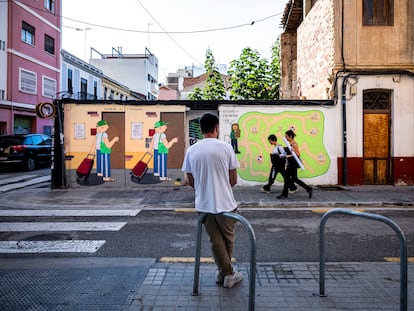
(1, 209, 413, 262)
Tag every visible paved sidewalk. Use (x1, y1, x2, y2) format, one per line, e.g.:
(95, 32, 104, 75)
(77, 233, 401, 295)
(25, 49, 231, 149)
(0, 257, 412, 310)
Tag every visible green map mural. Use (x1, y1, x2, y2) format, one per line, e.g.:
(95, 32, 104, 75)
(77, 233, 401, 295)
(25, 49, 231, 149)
(236, 110, 330, 182)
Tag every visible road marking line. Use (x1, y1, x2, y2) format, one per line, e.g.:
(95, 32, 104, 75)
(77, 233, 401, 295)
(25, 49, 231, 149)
(0, 176, 50, 193)
(384, 257, 414, 263)
(0, 240, 106, 253)
(0, 209, 141, 217)
(174, 208, 196, 213)
(0, 175, 38, 186)
(0, 222, 126, 232)
(159, 257, 236, 263)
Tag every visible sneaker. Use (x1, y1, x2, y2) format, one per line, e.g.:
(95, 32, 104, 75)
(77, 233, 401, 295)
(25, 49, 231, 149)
(223, 270, 243, 288)
(159, 177, 172, 181)
(261, 186, 270, 194)
(289, 188, 297, 194)
(215, 271, 225, 284)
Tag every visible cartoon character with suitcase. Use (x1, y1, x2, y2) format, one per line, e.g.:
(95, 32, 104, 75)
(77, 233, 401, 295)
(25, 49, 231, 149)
(147, 121, 178, 181)
(95, 120, 119, 182)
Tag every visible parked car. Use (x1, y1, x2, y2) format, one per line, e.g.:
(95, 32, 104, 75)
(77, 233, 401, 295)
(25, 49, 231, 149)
(0, 134, 52, 171)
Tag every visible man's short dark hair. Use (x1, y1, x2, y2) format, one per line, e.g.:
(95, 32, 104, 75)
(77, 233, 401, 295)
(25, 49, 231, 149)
(200, 113, 219, 134)
(268, 134, 277, 141)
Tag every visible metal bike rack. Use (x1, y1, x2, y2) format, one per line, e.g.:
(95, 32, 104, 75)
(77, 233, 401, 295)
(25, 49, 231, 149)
(319, 208, 408, 311)
(192, 212, 257, 311)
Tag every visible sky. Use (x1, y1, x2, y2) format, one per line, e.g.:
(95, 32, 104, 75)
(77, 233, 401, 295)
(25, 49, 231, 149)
(61, 0, 287, 83)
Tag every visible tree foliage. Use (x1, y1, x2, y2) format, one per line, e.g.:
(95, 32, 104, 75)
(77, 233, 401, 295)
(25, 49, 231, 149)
(187, 87, 203, 101)
(187, 40, 281, 101)
(228, 39, 281, 100)
(188, 48, 226, 101)
(228, 47, 271, 100)
(269, 38, 281, 99)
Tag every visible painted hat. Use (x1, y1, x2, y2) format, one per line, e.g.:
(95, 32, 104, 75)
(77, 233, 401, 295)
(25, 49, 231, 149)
(154, 121, 169, 128)
(96, 120, 109, 127)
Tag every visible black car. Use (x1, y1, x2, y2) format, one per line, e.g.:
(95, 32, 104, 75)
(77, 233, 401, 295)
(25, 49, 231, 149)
(0, 134, 52, 171)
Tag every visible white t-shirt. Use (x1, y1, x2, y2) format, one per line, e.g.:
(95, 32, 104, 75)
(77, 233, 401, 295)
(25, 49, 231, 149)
(271, 144, 286, 156)
(152, 133, 166, 150)
(96, 132, 108, 150)
(181, 138, 239, 214)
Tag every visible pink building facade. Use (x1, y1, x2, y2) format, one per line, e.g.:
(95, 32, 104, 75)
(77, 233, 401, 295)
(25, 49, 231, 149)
(0, 0, 61, 135)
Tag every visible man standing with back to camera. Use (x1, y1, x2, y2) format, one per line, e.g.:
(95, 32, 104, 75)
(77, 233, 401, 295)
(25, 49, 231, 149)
(181, 113, 243, 288)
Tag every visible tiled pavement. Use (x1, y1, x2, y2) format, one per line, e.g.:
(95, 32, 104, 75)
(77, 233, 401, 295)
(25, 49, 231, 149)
(0, 258, 412, 310)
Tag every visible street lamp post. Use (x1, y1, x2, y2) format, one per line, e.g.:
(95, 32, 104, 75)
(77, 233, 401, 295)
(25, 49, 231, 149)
(147, 23, 153, 50)
(84, 27, 92, 61)
(74, 27, 92, 61)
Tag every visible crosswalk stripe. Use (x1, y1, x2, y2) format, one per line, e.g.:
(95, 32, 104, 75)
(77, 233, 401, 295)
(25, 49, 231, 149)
(0, 222, 126, 232)
(0, 209, 141, 217)
(0, 174, 38, 186)
(0, 240, 106, 253)
(0, 176, 50, 193)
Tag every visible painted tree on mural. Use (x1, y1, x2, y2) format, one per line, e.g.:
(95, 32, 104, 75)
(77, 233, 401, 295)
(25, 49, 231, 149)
(228, 39, 281, 100)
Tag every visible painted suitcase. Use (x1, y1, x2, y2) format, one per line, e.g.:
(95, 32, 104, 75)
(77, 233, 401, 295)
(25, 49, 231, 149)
(131, 152, 153, 181)
(76, 154, 95, 180)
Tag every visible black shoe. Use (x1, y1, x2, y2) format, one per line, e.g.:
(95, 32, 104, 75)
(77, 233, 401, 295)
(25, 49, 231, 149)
(308, 188, 313, 199)
(277, 195, 287, 199)
(261, 186, 270, 194)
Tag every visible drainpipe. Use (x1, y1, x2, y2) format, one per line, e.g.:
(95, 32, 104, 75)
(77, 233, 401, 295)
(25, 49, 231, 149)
(341, 75, 348, 185)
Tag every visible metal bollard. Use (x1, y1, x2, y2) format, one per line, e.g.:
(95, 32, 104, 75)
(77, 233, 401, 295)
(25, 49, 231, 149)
(319, 208, 408, 311)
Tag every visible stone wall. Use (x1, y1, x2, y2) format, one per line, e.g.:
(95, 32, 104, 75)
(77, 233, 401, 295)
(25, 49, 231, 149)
(297, 0, 335, 99)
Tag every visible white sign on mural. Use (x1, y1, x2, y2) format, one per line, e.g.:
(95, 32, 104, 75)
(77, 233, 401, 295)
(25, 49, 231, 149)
(74, 123, 85, 139)
(131, 122, 143, 139)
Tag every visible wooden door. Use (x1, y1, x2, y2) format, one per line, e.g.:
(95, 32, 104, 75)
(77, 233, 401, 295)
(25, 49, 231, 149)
(363, 90, 391, 184)
(102, 112, 125, 169)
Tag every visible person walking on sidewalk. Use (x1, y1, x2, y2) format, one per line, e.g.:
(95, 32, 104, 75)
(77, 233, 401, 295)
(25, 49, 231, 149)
(261, 134, 297, 194)
(277, 129, 313, 199)
(182, 113, 243, 289)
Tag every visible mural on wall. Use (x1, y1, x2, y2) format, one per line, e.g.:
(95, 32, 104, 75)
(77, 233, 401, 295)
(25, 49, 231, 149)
(95, 120, 120, 182)
(147, 121, 178, 181)
(188, 117, 202, 146)
(234, 110, 330, 183)
(75, 119, 119, 186)
(230, 123, 241, 153)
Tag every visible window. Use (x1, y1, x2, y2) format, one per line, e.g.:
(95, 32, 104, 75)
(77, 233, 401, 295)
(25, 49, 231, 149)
(93, 80, 98, 99)
(363, 0, 394, 26)
(20, 68, 37, 94)
(42, 76, 56, 98)
(80, 78, 87, 99)
(67, 68, 73, 93)
(22, 22, 35, 45)
(0, 40, 5, 51)
(44, 0, 55, 13)
(44, 34, 55, 55)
